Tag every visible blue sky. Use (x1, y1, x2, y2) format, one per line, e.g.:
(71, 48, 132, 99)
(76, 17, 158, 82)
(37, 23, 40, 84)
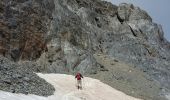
(107, 0, 170, 41)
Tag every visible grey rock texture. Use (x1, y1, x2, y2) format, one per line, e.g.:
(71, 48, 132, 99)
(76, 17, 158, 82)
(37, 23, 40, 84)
(0, 0, 54, 61)
(0, 56, 55, 96)
(37, 0, 119, 74)
(0, 0, 170, 99)
(41, 0, 170, 92)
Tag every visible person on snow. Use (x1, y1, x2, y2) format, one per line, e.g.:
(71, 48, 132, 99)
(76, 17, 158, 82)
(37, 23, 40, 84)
(75, 72, 84, 90)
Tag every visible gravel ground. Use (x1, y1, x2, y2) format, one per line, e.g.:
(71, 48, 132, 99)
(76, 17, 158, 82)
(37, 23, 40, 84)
(0, 56, 55, 96)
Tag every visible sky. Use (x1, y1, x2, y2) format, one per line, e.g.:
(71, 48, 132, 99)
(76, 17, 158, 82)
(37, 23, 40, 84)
(106, 0, 170, 41)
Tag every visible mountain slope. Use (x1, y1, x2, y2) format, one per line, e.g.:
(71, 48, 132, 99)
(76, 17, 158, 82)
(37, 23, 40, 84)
(88, 53, 164, 100)
(0, 0, 170, 99)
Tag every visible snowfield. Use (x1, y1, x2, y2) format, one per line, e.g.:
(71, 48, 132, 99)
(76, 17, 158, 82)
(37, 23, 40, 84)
(0, 73, 142, 100)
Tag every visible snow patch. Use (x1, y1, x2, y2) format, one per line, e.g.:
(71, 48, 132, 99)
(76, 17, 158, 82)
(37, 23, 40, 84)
(0, 73, 142, 100)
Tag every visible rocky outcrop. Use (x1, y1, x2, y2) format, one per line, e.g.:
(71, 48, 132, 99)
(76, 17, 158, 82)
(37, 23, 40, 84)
(117, 3, 152, 22)
(0, 0, 54, 61)
(40, 0, 170, 92)
(41, 0, 170, 99)
(0, 0, 170, 99)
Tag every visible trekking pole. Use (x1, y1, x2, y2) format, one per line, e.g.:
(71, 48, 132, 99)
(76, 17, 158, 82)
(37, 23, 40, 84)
(75, 78, 77, 89)
(82, 78, 85, 90)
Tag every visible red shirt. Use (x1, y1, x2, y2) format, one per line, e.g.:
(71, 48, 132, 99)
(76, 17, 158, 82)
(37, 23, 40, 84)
(75, 73, 83, 80)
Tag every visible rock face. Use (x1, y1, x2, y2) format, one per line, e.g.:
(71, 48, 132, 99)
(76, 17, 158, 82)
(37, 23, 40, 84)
(0, 0, 170, 99)
(0, 0, 54, 61)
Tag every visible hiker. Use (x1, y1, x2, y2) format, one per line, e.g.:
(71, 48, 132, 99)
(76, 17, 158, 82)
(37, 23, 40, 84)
(75, 72, 84, 90)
